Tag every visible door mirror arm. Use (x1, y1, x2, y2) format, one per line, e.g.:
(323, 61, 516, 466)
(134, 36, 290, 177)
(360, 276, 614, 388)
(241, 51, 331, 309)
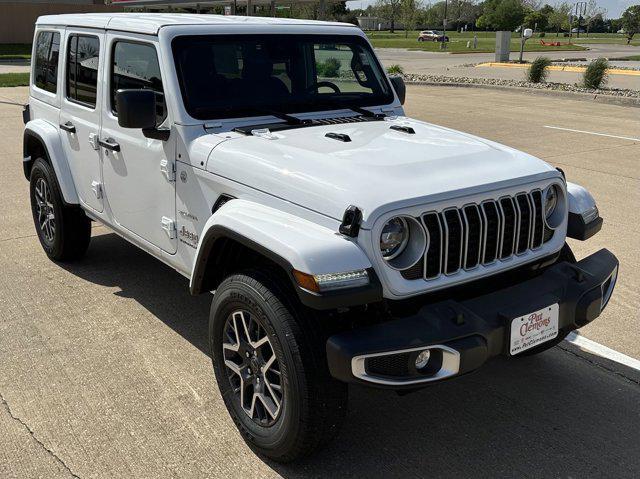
(142, 128, 170, 141)
(389, 76, 406, 105)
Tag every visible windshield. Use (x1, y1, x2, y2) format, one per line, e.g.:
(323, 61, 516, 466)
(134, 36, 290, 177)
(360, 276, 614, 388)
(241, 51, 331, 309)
(172, 34, 393, 120)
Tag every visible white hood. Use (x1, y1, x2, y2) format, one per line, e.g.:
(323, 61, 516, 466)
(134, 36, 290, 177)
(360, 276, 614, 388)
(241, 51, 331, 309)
(206, 117, 558, 227)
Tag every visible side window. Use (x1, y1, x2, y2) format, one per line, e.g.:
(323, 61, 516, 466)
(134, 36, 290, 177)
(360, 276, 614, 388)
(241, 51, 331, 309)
(112, 41, 166, 125)
(33, 31, 60, 93)
(66, 34, 100, 108)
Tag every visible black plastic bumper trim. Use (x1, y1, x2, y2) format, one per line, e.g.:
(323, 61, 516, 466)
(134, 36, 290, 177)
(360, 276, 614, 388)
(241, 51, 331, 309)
(326, 248, 618, 388)
(567, 212, 603, 240)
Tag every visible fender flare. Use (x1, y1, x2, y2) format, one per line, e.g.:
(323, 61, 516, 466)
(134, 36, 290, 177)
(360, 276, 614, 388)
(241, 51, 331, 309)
(189, 199, 382, 310)
(566, 181, 602, 240)
(24, 119, 79, 204)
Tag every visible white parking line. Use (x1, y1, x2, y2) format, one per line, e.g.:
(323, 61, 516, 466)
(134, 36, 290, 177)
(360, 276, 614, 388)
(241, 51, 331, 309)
(544, 125, 640, 142)
(565, 331, 640, 372)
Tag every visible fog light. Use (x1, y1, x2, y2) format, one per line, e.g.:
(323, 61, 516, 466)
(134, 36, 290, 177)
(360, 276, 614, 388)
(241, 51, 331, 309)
(415, 350, 431, 369)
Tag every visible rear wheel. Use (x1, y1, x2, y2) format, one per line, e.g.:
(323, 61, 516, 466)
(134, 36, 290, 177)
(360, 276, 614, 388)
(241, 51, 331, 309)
(29, 157, 91, 261)
(210, 269, 347, 462)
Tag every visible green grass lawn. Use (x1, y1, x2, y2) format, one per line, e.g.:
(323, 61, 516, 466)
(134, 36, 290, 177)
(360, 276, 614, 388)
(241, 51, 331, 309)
(0, 43, 32, 60)
(365, 31, 640, 53)
(0, 73, 30, 87)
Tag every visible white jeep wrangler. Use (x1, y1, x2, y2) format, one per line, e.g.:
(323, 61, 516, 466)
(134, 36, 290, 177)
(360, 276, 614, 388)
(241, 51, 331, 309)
(24, 13, 618, 462)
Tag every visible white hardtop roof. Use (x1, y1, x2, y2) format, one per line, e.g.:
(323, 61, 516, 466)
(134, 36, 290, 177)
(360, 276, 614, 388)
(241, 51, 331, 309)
(35, 13, 353, 35)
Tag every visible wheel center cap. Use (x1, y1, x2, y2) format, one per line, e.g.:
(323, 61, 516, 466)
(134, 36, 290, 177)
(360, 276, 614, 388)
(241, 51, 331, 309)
(249, 357, 260, 373)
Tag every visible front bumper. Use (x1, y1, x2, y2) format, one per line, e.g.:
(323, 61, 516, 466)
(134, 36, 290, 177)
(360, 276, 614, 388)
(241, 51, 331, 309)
(326, 249, 618, 388)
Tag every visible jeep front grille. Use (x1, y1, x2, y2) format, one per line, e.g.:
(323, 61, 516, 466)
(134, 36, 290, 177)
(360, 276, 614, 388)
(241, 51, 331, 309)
(402, 189, 549, 280)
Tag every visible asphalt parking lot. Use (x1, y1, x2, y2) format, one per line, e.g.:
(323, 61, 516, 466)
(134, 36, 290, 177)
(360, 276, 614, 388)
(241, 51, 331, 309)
(1, 85, 639, 478)
(376, 43, 640, 90)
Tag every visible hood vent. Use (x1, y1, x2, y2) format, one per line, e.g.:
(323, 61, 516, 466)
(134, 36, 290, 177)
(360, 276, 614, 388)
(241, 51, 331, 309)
(325, 132, 352, 142)
(390, 125, 415, 134)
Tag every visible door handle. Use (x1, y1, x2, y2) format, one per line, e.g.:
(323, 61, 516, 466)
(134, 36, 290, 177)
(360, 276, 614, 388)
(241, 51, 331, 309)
(59, 121, 76, 133)
(98, 138, 120, 152)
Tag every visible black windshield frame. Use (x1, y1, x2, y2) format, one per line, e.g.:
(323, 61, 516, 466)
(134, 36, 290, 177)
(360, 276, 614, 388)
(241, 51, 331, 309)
(171, 34, 395, 121)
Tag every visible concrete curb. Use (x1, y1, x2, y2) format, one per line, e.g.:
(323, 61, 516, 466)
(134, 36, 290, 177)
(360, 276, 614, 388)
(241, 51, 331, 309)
(405, 81, 640, 108)
(476, 62, 640, 76)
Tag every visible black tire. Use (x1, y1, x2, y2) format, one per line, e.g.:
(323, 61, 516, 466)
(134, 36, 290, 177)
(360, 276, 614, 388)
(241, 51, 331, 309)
(210, 269, 347, 462)
(29, 157, 91, 261)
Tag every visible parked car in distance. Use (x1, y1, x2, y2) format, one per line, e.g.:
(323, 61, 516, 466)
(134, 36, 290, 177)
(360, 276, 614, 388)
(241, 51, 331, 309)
(24, 12, 617, 463)
(418, 30, 449, 42)
(571, 27, 586, 33)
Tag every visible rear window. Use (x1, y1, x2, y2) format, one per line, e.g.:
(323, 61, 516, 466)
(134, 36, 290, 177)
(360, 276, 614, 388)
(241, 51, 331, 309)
(33, 31, 60, 93)
(66, 34, 100, 108)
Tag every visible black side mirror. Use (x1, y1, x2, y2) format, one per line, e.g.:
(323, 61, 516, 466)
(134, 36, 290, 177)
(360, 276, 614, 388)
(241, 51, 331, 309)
(116, 89, 157, 129)
(389, 76, 406, 105)
(116, 89, 170, 141)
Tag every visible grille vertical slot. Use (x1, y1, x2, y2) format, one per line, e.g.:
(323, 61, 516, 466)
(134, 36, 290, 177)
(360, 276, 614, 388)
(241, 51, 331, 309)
(422, 212, 443, 279)
(530, 190, 544, 248)
(462, 205, 482, 269)
(515, 193, 532, 254)
(499, 197, 517, 259)
(481, 201, 501, 264)
(442, 209, 463, 275)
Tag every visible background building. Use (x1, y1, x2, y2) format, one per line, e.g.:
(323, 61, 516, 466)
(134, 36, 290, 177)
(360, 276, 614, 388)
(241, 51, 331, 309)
(0, 1, 127, 43)
(0, 0, 344, 43)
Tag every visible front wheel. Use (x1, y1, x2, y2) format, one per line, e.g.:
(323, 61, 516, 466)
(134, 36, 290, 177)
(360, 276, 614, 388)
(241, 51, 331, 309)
(210, 269, 347, 462)
(29, 158, 91, 261)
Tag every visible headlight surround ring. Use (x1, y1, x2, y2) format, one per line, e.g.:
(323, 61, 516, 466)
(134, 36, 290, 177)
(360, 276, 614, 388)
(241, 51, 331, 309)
(379, 216, 428, 271)
(543, 184, 566, 230)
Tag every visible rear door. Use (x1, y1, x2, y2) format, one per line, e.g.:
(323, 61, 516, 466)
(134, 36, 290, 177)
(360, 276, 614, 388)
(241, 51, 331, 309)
(59, 29, 104, 213)
(99, 33, 177, 254)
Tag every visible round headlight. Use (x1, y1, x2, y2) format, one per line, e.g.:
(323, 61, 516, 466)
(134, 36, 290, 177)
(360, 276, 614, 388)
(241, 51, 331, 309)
(380, 217, 409, 259)
(544, 185, 559, 219)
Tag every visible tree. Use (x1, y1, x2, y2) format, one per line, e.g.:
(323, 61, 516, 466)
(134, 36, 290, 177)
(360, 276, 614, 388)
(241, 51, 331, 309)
(584, 0, 606, 36)
(548, 1, 571, 36)
(400, 0, 419, 37)
(621, 5, 640, 44)
(449, 0, 481, 30)
(480, 0, 525, 31)
(376, 0, 403, 32)
(524, 9, 549, 31)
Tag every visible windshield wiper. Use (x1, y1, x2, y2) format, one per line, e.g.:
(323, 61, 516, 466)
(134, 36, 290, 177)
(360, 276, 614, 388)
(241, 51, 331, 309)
(255, 108, 308, 126)
(319, 99, 384, 119)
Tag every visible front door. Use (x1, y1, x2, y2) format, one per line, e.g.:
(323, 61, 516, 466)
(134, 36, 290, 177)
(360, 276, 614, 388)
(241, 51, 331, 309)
(99, 33, 176, 254)
(59, 30, 104, 213)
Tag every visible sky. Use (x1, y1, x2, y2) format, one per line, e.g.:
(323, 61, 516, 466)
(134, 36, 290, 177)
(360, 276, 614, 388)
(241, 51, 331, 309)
(345, 0, 637, 19)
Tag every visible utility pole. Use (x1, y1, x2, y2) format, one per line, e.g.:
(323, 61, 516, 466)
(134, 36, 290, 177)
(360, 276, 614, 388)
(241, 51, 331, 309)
(574, 2, 587, 39)
(441, 0, 448, 51)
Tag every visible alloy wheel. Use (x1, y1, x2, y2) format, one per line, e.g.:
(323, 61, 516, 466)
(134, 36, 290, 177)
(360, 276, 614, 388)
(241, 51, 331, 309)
(35, 177, 55, 244)
(222, 310, 283, 426)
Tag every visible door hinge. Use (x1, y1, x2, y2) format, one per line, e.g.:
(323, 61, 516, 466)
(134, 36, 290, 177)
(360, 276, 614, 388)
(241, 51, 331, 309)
(160, 159, 176, 182)
(161, 217, 177, 239)
(91, 181, 103, 199)
(88, 132, 99, 151)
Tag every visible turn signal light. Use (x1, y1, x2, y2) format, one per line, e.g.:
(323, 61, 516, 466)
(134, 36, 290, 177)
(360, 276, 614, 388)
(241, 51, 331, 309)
(293, 269, 369, 293)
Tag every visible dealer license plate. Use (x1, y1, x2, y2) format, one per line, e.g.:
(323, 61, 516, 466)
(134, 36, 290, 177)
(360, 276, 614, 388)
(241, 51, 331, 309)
(509, 304, 559, 355)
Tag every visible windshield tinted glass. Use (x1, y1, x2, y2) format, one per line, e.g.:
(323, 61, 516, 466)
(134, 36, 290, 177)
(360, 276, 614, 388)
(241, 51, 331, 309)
(172, 34, 393, 120)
